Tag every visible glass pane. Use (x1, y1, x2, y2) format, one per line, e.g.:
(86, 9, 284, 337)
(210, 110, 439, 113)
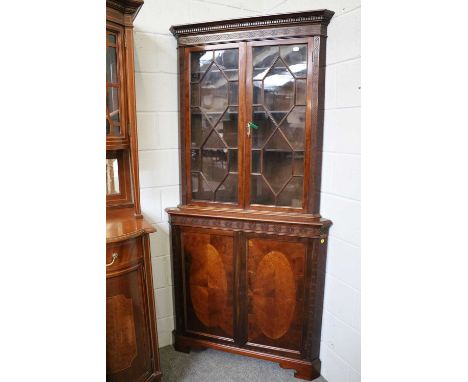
(251, 175, 275, 205)
(263, 130, 293, 193)
(190, 108, 211, 148)
(215, 49, 239, 80)
(263, 60, 295, 123)
(253, 46, 279, 80)
(250, 44, 306, 208)
(296, 79, 306, 105)
(190, 49, 239, 204)
(253, 81, 262, 105)
(200, 65, 228, 125)
(191, 51, 213, 82)
(280, 44, 307, 78)
(191, 149, 200, 171)
(107, 88, 120, 123)
(106, 158, 120, 195)
(228, 150, 238, 172)
(106, 46, 118, 83)
(280, 106, 306, 150)
(293, 152, 304, 175)
(277, 177, 303, 207)
(252, 150, 261, 174)
(228, 82, 238, 105)
(216, 174, 238, 203)
(251, 106, 275, 149)
(201, 131, 228, 190)
(192, 172, 213, 200)
(191, 83, 200, 107)
(216, 107, 238, 148)
(107, 33, 116, 44)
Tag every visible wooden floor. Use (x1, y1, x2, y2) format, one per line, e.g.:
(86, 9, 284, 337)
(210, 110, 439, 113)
(159, 345, 327, 382)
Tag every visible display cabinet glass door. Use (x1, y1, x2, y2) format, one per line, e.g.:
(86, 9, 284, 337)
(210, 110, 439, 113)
(247, 40, 310, 210)
(106, 27, 125, 139)
(189, 45, 241, 205)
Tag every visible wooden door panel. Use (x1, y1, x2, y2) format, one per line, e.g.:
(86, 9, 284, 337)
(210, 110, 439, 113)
(107, 263, 152, 381)
(181, 229, 235, 341)
(247, 236, 307, 352)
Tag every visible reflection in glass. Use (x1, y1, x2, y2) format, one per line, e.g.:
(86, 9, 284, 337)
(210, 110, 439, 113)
(200, 66, 228, 119)
(106, 46, 118, 83)
(215, 49, 239, 80)
(253, 46, 279, 80)
(264, 61, 295, 119)
(191, 51, 213, 82)
(106, 158, 120, 195)
(107, 88, 120, 121)
(280, 45, 307, 78)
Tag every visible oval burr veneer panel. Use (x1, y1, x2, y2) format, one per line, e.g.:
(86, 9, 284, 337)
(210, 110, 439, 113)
(189, 243, 228, 328)
(252, 250, 296, 339)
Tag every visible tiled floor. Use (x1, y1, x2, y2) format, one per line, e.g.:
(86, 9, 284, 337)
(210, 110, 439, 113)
(159, 345, 327, 382)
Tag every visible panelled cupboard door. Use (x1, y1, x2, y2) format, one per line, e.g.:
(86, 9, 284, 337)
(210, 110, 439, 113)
(246, 235, 308, 355)
(180, 228, 236, 341)
(186, 43, 245, 206)
(106, 245, 154, 381)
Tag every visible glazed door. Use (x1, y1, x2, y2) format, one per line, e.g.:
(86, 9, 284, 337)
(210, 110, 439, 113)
(106, 240, 155, 381)
(245, 235, 309, 355)
(245, 39, 313, 211)
(180, 227, 236, 342)
(186, 43, 245, 206)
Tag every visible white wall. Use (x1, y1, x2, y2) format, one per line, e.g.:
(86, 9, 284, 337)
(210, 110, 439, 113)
(133, 1, 360, 381)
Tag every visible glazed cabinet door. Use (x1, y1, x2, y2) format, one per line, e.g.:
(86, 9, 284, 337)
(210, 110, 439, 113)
(186, 44, 245, 206)
(106, 238, 158, 381)
(246, 39, 313, 211)
(245, 235, 310, 356)
(179, 227, 237, 342)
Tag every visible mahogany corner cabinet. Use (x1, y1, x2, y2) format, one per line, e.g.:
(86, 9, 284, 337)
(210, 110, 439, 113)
(167, 10, 334, 381)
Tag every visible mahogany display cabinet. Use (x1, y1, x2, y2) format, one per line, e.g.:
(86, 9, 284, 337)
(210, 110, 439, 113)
(167, 10, 334, 381)
(106, 1, 161, 381)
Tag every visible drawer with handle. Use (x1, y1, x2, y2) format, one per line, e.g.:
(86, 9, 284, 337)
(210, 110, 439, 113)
(106, 237, 143, 270)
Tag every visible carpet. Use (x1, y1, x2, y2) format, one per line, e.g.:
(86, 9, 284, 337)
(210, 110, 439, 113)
(159, 345, 327, 382)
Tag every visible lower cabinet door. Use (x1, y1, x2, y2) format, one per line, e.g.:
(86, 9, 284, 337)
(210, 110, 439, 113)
(106, 255, 154, 381)
(246, 235, 308, 354)
(180, 228, 235, 341)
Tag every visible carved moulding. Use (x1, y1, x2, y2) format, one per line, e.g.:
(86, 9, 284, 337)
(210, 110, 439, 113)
(169, 214, 329, 238)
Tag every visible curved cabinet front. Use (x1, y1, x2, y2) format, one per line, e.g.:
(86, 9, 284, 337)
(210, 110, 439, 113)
(106, 236, 161, 382)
